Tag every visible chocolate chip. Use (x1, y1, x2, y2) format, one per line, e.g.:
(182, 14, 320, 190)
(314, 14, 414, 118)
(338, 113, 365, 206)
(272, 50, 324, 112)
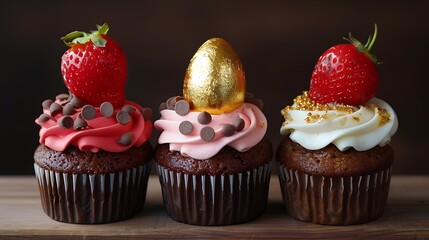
(100, 102, 114, 118)
(116, 110, 130, 125)
(159, 102, 167, 112)
(247, 97, 264, 109)
(166, 96, 177, 109)
(49, 102, 62, 117)
(200, 126, 215, 142)
(38, 113, 54, 123)
(81, 105, 96, 120)
(63, 103, 76, 115)
(197, 111, 212, 125)
(56, 93, 69, 101)
(141, 108, 152, 120)
(175, 99, 190, 116)
(232, 118, 245, 132)
(56, 93, 70, 105)
(58, 115, 73, 129)
(122, 105, 136, 114)
(73, 114, 87, 130)
(253, 98, 264, 109)
(221, 124, 236, 137)
(117, 132, 133, 146)
(69, 95, 83, 108)
(245, 92, 264, 109)
(179, 121, 193, 135)
(167, 96, 184, 110)
(42, 99, 53, 110)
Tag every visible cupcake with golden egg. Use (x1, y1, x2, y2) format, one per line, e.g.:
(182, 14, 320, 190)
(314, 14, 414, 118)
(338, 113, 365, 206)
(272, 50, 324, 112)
(154, 38, 272, 226)
(277, 25, 398, 225)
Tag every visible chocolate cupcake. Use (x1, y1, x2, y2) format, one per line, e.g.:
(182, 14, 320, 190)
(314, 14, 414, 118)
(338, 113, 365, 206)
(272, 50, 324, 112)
(34, 24, 153, 224)
(154, 38, 272, 225)
(277, 26, 399, 225)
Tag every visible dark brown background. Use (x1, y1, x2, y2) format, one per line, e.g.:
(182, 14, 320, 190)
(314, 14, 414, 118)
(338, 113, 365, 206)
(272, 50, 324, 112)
(1, 1, 427, 175)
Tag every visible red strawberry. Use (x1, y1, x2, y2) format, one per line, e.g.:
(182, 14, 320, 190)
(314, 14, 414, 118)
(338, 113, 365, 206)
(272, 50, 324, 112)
(61, 23, 126, 108)
(308, 25, 380, 106)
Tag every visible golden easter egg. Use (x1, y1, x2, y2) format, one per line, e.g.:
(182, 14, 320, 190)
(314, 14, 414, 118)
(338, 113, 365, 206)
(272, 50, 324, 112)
(183, 38, 246, 115)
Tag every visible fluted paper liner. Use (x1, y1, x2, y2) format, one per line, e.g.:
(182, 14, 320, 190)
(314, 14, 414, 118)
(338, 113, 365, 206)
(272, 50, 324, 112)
(34, 162, 152, 224)
(156, 163, 271, 225)
(277, 164, 392, 225)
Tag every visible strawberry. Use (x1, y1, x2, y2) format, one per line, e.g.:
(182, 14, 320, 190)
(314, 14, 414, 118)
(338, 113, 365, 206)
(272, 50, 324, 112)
(308, 25, 380, 106)
(61, 23, 126, 108)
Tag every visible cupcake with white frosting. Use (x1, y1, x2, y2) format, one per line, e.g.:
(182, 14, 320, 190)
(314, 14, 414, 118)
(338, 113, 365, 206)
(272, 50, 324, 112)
(277, 25, 398, 225)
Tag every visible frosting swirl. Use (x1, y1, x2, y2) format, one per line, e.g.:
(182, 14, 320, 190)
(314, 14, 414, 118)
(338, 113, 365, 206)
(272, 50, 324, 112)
(155, 102, 267, 159)
(280, 94, 398, 151)
(36, 98, 152, 153)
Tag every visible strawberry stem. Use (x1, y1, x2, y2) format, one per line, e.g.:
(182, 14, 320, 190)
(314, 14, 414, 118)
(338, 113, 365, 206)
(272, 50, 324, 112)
(61, 23, 109, 47)
(343, 24, 379, 64)
(365, 24, 378, 52)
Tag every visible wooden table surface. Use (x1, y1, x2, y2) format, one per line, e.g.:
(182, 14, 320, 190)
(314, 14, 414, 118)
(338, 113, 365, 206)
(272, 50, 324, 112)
(0, 175, 428, 239)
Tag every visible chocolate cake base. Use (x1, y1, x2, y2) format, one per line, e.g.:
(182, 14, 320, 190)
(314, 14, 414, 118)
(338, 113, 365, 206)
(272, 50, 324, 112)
(276, 138, 394, 225)
(277, 165, 391, 225)
(34, 162, 152, 224)
(156, 163, 271, 226)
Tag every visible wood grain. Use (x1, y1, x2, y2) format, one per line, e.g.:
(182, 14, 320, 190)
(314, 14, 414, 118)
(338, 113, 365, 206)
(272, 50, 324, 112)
(0, 175, 428, 239)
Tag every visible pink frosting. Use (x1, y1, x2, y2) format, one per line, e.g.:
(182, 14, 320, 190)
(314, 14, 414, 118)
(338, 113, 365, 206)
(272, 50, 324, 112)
(36, 100, 152, 153)
(155, 103, 267, 159)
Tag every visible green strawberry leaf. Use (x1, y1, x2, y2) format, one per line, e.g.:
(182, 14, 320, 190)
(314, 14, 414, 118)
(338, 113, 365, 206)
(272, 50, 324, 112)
(90, 34, 107, 47)
(60, 23, 110, 47)
(343, 24, 379, 64)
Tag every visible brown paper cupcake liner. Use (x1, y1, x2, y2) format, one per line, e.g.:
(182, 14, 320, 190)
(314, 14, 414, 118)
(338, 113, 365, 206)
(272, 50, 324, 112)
(156, 163, 271, 226)
(34, 162, 152, 224)
(277, 164, 392, 225)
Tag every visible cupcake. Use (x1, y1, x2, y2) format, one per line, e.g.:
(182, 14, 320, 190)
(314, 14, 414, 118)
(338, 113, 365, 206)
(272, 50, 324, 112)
(277, 25, 398, 225)
(33, 23, 153, 224)
(154, 38, 272, 225)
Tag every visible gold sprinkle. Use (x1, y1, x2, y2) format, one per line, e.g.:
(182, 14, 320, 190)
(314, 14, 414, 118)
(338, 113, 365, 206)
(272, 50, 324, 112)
(377, 108, 391, 126)
(282, 91, 358, 123)
(352, 116, 360, 122)
(260, 122, 266, 128)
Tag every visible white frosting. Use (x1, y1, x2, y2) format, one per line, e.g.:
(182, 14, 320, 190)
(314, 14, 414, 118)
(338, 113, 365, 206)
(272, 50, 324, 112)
(280, 97, 398, 151)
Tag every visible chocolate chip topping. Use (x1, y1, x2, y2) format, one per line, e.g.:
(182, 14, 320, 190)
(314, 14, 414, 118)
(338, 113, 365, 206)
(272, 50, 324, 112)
(69, 95, 83, 108)
(38, 113, 54, 123)
(49, 102, 62, 117)
(58, 115, 74, 129)
(245, 92, 254, 99)
(175, 99, 190, 116)
(117, 132, 133, 146)
(56, 93, 69, 101)
(245, 92, 264, 109)
(232, 118, 245, 132)
(56, 93, 70, 105)
(197, 111, 212, 125)
(122, 105, 136, 114)
(42, 99, 53, 110)
(100, 102, 114, 118)
(221, 124, 236, 137)
(141, 108, 152, 120)
(63, 103, 76, 115)
(166, 96, 177, 109)
(179, 121, 193, 135)
(200, 126, 215, 142)
(159, 102, 167, 112)
(81, 105, 96, 120)
(73, 114, 88, 130)
(252, 98, 264, 110)
(116, 111, 131, 125)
